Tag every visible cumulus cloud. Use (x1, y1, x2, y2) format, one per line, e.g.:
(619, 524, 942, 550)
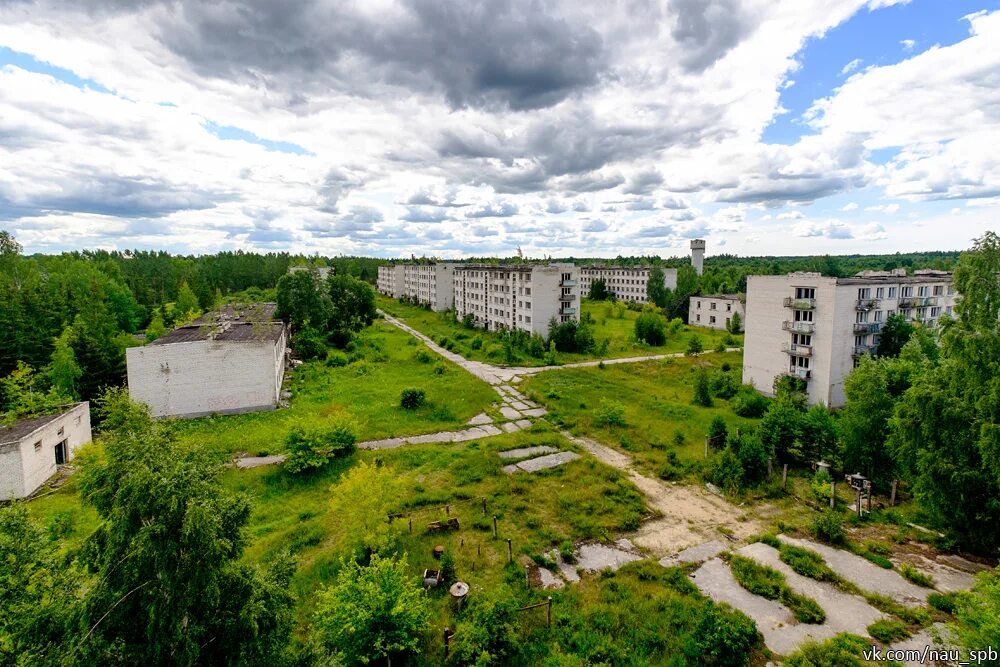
(840, 58, 863, 75)
(465, 201, 519, 218)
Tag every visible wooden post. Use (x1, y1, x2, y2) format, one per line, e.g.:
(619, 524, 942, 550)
(408, 517, 412, 534)
(477, 544, 481, 556)
(444, 628, 451, 659)
(782, 464, 788, 490)
(446, 504, 450, 517)
(890, 480, 898, 507)
(507, 538, 512, 563)
(767, 458, 773, 479)
(525, 564, 531, 587)
(547, 596, 553, 627)
(856, 489, 863, 518)
(704, 436, 708, 459)
(493, 515, 498, 538)
(866, 486, 872, 513)
(482, 497, 487, 515)
(830, 481, 836, 508)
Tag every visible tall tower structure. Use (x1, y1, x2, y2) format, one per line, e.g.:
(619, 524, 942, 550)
(690, 239, 705, 276)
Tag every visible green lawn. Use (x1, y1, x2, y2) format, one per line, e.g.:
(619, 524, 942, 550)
(522, 350, 762, 477)
(165, 318, 498, 457)
(379, 295, 743, 367)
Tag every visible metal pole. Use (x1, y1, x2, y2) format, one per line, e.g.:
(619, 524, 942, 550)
(830, 481, 836, 509)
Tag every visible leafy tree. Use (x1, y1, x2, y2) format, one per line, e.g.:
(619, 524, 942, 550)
(888, 232, 1000, 552)
(666, 265, 699, 321)
(144, 312, 168, 342)
(647, 266, 669, 308)
(686, 335, 704, 355)
(950, 567, 1000, 656)
(574, 322, 596, 353)
(708, 416, 728, 450)
(173, 280, 200, 320)
(291, 326, 328, 361)
(735, 432, 771, 486)
(451, 585, 520, 666)
(75, 389, 295, 665)
(800, 404, 838, 464)
(1, 362, 72, 423)
(69, 298, 126, 403)
(47, 325, 82, 400)
(876, 314, 914, 358)
(312, 553, 429, 666)
(712, 447, 743, 495)
(328, 461, 404, 558)
(284, 421, 357, 474)
(758, 398, 803, 462)
(275, 269, 331, 330)
(548, 319, 580, 352)
(731, 385, 769, 418)
(841, 356, 898, 488)
(692, 368, 713, 407)
(588, 278, 610, 301)
(727, 311, 742, 334)
(327, 274, 377, 347)
(635, 309, 666, 346)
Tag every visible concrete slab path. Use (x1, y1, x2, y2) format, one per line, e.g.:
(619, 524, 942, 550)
(502, 451, 580, 474)
(498, 445, 560, 459)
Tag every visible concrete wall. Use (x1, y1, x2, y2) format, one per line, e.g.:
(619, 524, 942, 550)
(578, 267, 677, 304)
(376, 265, 404, 297)
(0, 402, 91, 499)
(127, 333, 287, 418)
(688, 296, 745, 331)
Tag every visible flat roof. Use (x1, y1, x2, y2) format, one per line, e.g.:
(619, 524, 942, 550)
(698, 294, 742, 300)
(150, 303, 285, 346)
(0, 403, 84, 445)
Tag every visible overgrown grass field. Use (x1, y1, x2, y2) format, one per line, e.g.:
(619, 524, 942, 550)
(379, 296, 742, 367)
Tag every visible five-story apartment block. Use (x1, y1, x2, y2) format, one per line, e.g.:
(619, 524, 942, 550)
(454, 263, 580, 337)
(743, 269, 955, 407)
(578, 266, 677, 303)
(376, 264, 405, 298)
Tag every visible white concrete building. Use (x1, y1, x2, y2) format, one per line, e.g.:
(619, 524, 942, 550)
(690, 239, 706, 276)
(578, 266, 678, 303)
(454, 263, 580, 336)
(742, 269, 956, 407)
(376, 264, 405, 298)
(0, 402, 91, 499)
(127, 303, 288, 418)
(689, 294, 745, 331)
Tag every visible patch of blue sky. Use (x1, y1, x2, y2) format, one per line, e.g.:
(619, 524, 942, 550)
(202, 121, 312, 156)
(0, 45, 113, 94)
(762, 0, 990, 145)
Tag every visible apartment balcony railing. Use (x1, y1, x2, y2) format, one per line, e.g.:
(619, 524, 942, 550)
(559, 293, 577, 302)
(560, 279, 578, 287)
(783, 297, 816, 310)
(786, 367, 812, 381)
(852, 322, 882, 334)
(560, 307, 577, 316)
(852, 345, 876, 358)
(897, 297, 918, 308)
(782, 320, 815, 334)
(855, 299, 880, 311)
(781, 343, 813, 357)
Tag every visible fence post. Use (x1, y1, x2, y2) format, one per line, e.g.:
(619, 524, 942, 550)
(767, 458, 773, 479)
(704, 436, 708, 459)
(444, 628, 451, 659)
(830, 481, 836, 509)
(525, 564, 531, 587)
(507, 538, 512, 563)
(482, 497, 487, 516)
(890, 479, 898, 507)
(547, 597, 552, 627)
(493, 515, 498, 538)
(782, 464, 788, 490)
(408, 517, 412, 534)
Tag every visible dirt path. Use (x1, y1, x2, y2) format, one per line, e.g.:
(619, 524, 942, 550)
(561, 431, 763, 554)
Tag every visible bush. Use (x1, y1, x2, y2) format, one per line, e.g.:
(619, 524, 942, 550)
(712, 448, 743, 495)
(784, 633, 873, 667)
(708, 416, 728, 450)
(709, 370, 740, 399)
(686, 335, 704, 355)
(692, 368, 713, 407)
(927, 592, 958, 614)
(728, 554, 825, 623)
(688, 601, 760, 667)
(440, 550, 457, 585)
(326, 351, 349, 367)
(634, 310, 667, 346)
(731, 386, 768, 418)
(400, 388, 426, 409)
(812, 509, 845, 544)
(779, 544, 837, 582)
(292, 326, 328, 360)
(734, 433, 770, 487)
(461, 312, 476, 329)
(470, 336, 483, 351)
(593, 399, 627, 427)
(414, 349, 433, 363)
(672, 429, 686, 446)
(450, 586, 520, 666)
(284, 422, 357, 474)
(899, 563, 935, 588)
(433, 362, 446, 375)
(867, 619, 910, 643)
(668, 318, 684, 335)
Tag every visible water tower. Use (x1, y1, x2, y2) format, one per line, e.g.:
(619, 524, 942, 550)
(690, 239, 705, 276)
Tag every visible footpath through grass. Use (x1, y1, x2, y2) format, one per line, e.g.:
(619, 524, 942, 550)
(379, 295, 742, 368)
(168, 318, 498, 457)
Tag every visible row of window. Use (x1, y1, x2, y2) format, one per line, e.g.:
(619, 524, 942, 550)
(694, 300, 734, 312)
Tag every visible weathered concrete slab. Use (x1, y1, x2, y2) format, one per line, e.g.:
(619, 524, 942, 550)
(466, 412, 493, 425)
(499, 406, 522, 420)
(574, 541, 643, 573)
(235, 454, 286, 469)
(501, 421, 526, 433)
(515, 419, 532, 429)
(890, 623, 957, 666)
(778, 535, 928, 606)
(508, 451, 580, 473)
(659, 539, 726, 567)
(499, 445, 559, 459)
(548, 549, 581, 583)
(452, 425, 503, 442)
(522, 407, 547, 417)
(900, 553, 978, 593)
(509, 401, 529, 411)
(537, 567, 565, 590)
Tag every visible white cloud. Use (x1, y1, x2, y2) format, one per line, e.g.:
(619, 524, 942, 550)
(900, 39, 916, 50)
(840, 58, 863, 75)
(841, 202, 858, 211)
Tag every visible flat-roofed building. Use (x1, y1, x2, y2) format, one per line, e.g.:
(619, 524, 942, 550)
(0, 402, 91, 499)
(400, 263, 458, 311)
(742, 269, 956, 407)
(578, 266, 677, 303)
(126, 303, 288, 418)
(376, 264, 405, 298)
(689, 294, 745, 331)
(454, 263, 580, 336)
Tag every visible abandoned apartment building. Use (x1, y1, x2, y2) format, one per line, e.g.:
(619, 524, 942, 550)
(0, 401, 92, 500)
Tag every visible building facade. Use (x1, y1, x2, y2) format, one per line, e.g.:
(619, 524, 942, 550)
(376, 264, 405, 298)
(127, 304, 288, 418)
(400, 263, 458, 311)
(742, 269, 956, 407)
(454, 263, 580, 336)
(689, 294, 745, 331)
(578, 266, 678, 303)
(0, 402, 91, 499)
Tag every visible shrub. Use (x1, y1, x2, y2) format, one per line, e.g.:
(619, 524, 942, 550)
(731, 386, 768, 418)
(450, 586, 520, 666)
(784, 633, 873, 667)
(400, 388, 426, 409)
(899, 563, 934, 588)
(47, 510, 75, 540)
(559, 541, 576, 564)
(668, 318, 684, 335)
(528, 334, 546, 358)
(461, 312, 476, 329)
(593, 399, 627, 427)
(812, 509, 845, 544)
(686, 335, 704, 355)
(672, 429, 686, 446)
(708, 416, 728, 450)
(735, 433, 770, 487)
(470, 336, 484, 351)
(292, 326, 328, 360)
(432, 362, 446, 375)
(867, 619, 910, 643)
(779, 544, 837, 582)
(709, 370, 740, 399)
(440, 550, 457, 585)
(634, 310, 667, 346)
(927, 592, 958, 614)
(414, 349, 433, 363)
(326, 351, 349, 367)
(712, 448, 743, 495)
(728, 554, 825, 623)
(689, 601, 760, 667)
(284, 422, 357, 474)
(811, 469, 834, 504)
(691, 368, 713, 407)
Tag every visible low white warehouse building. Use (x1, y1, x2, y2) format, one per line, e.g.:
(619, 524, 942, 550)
(0, 401, 91, 500)
(127, 304, 289, 418)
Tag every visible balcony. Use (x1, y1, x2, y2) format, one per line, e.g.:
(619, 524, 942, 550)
(781, 343, 813, 357)
(560, 307, 577, 316)
(783, 297, 816, 310)
(786, 367, 812, 381)
(559, 293, 577, 302)
(897, 297, 918, 308)
(560, 279, 577, 287)
(855, 299, 879, 311)
(852, 345, 876, 358)
(852, 322, 882, 334)
(782, 321, 815, 334)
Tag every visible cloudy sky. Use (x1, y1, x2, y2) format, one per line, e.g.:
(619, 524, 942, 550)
(1, 0, 998, 258)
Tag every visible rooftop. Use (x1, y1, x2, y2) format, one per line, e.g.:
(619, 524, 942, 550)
(150, 303, 285, 346)
(0, 403, 84, 445)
